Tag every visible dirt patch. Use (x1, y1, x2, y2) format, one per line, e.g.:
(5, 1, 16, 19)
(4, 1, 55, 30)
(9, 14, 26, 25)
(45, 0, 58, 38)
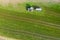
(0, 0, 59, 6)
(0, 0, 27, 5)
(0, 36, 19, 40)
(0, 0, 60, 5)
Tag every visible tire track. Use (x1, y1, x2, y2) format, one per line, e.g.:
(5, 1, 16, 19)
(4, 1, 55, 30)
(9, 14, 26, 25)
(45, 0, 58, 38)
(0, 27, 60, 40)
(0, 13, 60, 40)
(0, 11, 60, 40)
(1, 19, 60, 40)
(0, 13, 60, 29)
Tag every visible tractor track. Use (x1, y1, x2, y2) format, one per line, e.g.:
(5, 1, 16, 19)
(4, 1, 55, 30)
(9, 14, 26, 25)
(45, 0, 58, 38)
(0, 9, 60, 40)
(0, 27, 60, 40)
(0, 13, 60, 40)
(0, 13, 60, 29)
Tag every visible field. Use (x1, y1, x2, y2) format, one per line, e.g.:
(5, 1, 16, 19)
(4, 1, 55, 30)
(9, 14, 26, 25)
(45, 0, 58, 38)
(0, 0, 60, 40)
